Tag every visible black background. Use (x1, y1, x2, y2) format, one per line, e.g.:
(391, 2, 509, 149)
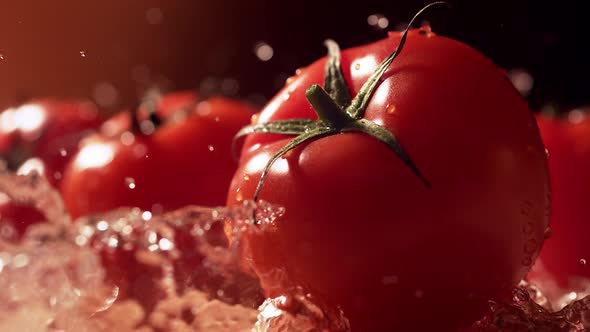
(0, 0, 587, 112)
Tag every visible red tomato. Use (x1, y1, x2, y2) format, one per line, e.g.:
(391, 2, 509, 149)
(226, 27, 549, 331)
(532, 111, 590, 289)
(0, 99, 103, 187)
(61, 97, 255, 219)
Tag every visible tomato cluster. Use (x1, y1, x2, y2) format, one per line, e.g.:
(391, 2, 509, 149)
(4, 3, 586, 332)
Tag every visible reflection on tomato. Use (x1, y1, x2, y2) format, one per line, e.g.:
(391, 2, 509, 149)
(227, 27, 549, 331)
(61, 96, 255, 219)
(533, 111, 590, 289)
(0, 99, 103, 187)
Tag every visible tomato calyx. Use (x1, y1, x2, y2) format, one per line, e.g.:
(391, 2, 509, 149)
(235, 2, 447, 201)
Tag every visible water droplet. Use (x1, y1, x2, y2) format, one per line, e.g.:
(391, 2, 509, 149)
(544, 148, 551, 158)
(158, 238, 174, 251)
(250, 113, 260, 125)
(125, 177, 136, 189)
(243, 174, 250, 181)
(236, 188, 243, 202)
(524, 239, 537, 254)
(581, 259, 587, 265)
(96, 220, 109, 231)
(544, 226, 553, 239)
(142, 211, 152, 221)
(522, 222, 534, 235)
(568, 109, 586, 124)
(419, 25, 433, 36)
(79, 51, 86, 57)
(367, 14, 389, 30)
(120, 131, 135, 146)
(0, 54, 4, 60)
(93, 82, 119, 108)
(207, 145, 215, 152)
(12, 254, 29, 268)
(59, 148, 67, 157)
(386, 104, 397, 114)
(354, 63, 361, 70)
(507, 69, 534, 97)
(286, 75, 296, 85)
(254, 42, 273, 61)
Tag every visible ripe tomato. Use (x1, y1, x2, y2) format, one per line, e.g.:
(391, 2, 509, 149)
(0, 99, 103, 187)
(61, 96, 255, 219)
(532, 111, 590, 290)
(226, 25, 549, 331)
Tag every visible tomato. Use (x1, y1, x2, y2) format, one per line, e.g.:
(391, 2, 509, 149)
(226, 21, 549, 332)
(532, 111, 590, 290)
(61, 96, 255, 219)
(0, 99, 103, 187)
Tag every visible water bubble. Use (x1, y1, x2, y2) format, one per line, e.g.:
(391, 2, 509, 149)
(59, 148, 67, 157)
(141, 211, 152, 221)
(243, 174, 250, 181)
(568, 109, 586, 124)
(367, 14, 389, 30)
(0, 54, 4, 60)
(236, 188, 243, 202)
(158, 238, 174, 251)
(580, 259, 587, 265)
(120, 131, 135, 146)
(79, 51, 86, 57)
(507, 69, 534, 97)
(386, 104, 396, 114)
(139, 120, 155, 135)
(12, 254, 30, 268)
(96, 220, 109, 231)
(207, 145, 215, 152)
(545, 148, 551, 158)
(544, 226, 553, 239)
(93, 82, 119, 108)
(254, 42, 274, 62)
(125, 177, 136, 189)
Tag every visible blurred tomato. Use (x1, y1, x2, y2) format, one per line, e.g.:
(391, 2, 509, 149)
(62, 96, 255, 219)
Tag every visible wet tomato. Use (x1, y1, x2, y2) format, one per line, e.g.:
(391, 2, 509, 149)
(0, 99, 103, 187)
(532, 111, 590, 290)
(226, 16, 549, 332)
(61, 96, 255, 219)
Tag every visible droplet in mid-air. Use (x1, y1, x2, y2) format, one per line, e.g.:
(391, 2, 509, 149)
(125, 177, 136, 190)
(254, 42, 274, 62)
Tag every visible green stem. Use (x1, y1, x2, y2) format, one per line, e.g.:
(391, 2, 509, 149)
(305, 84, 351, 129)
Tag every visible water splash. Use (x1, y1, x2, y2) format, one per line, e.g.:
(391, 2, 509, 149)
(3, 169, 590, 331)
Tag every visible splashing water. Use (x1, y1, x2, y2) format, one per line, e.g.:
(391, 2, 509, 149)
(2, 168, 590, 331)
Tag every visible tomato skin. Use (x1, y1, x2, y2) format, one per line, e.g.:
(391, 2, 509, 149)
(533, 113, 590, 288)
(61, 97, 255, 219)
(227, 29, 550, 331)
(0, 99, 103, 187)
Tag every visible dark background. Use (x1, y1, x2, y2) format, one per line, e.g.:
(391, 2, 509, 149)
(0, 0, 587, 113)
